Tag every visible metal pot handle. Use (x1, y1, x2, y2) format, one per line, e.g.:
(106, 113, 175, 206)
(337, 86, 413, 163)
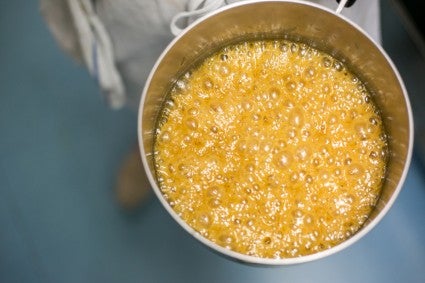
(336, 0, 357, 13)
(170, 0, 359, 36)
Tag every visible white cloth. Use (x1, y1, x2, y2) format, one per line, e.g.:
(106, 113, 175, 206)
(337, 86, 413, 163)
(40, 0, 381, 109)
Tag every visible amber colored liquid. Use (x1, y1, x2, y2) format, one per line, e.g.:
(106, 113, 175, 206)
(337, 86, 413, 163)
(153, 40, 387, 258)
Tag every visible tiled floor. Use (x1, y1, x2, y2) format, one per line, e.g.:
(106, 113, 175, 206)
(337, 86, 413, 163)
(1, 1, 424, 282)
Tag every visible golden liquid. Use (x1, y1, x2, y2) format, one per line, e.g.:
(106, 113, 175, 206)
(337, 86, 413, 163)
(154, 40, 387, 258)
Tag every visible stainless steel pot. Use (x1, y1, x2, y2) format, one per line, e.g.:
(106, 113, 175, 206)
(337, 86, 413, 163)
(138, 0, 413, 265)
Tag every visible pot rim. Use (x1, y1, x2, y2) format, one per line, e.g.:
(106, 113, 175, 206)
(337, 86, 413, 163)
(137, 0, 414, 265)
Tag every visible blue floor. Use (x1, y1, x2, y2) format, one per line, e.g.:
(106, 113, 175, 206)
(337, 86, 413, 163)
(1, 1, 424, 282)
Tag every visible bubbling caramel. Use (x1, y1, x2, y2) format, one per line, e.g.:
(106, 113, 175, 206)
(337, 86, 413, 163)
(154, 40, 387, 258)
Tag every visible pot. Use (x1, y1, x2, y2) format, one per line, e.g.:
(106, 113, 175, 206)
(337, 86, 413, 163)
(138, 0, 413, 265)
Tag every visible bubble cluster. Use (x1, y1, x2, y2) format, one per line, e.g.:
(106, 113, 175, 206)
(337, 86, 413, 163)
(153, 40, 387, 259)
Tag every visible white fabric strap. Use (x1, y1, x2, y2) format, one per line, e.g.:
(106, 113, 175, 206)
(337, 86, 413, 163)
(170, 0, 226, 36)
(67, 0, 125, 109)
